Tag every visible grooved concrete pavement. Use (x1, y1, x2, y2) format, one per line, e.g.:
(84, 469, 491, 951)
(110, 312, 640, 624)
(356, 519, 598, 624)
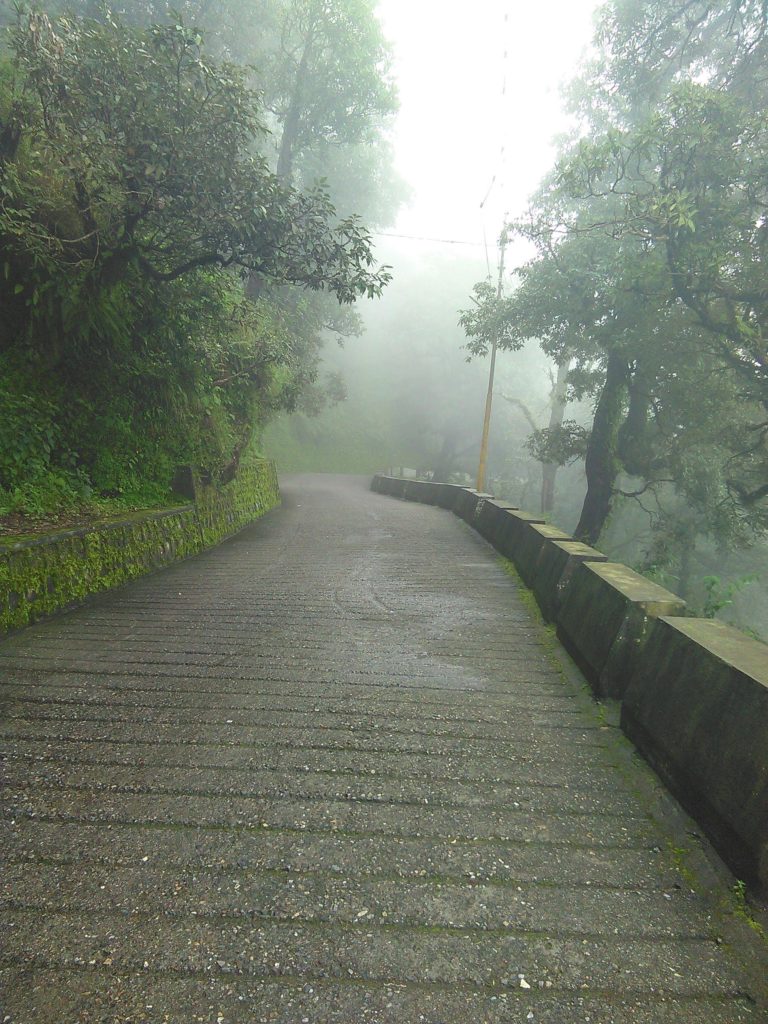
(1, 474, 766, 1023)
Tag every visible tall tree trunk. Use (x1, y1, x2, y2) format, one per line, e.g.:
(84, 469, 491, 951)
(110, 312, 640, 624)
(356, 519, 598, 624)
(617, 358, 652, 477)
(541, 358, 569, 514)
(574, 350, 628, 545)
(540, 463, 557, 514)
(249, 17, 316, 299)
(276, 24, 315, 182)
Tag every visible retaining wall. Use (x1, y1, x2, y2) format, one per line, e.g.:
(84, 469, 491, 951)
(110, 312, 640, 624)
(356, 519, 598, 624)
(371, 474, 768, 893)
(0, 460, 280, 636)
(622, 617, 768, 889)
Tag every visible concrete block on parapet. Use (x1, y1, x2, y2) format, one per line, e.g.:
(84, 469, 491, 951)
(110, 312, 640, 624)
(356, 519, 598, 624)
(556, 561, 686, 698)
(398, 479, 468, 509)
(513, 523, 574, 588)
(532, 540, 608, 622)
(492, 510, 546, 564)
(473, 499, 519, 546)
(401, 480, 443, 504)
(452, 489, 495, 524)
(371, 476, 467, 512)
(433, 484, 466, 511)
(370, 474, 398, 495)
(621, 616, 768, 893)
(370, 475, 408, 498)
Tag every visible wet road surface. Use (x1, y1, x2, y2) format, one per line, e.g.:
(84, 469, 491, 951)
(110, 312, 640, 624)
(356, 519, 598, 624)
(1, 474, 766, 1023)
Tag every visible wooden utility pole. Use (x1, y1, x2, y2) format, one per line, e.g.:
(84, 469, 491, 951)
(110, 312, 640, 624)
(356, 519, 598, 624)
(476, 230, 507, 491)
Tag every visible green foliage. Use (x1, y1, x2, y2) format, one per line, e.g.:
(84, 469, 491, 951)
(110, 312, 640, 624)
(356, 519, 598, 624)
(263, 0, 397, 179)
(1, 11, 390, 302)
(462, 0, 768, 557)
(295, 370, 348, 417)
(729, 878, 767, 940)
(697, 574, 758, 620)
(526, 420, 590, 467)
(34, 0, 406, 222)
(0, 4, 398, 522)
(458, 276, 522, 358)
(0, 383, 61, 488)
(0, 460, 280, 634)
(0, 370, 90, 516)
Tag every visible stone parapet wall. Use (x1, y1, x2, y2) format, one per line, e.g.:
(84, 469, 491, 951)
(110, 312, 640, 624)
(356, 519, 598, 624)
(622, 616, 768, 890)
(371, 474, 768, 894)
(556, 560, 687, 698)
(0, 460, 280, 637)
(194, 462, 280, 546)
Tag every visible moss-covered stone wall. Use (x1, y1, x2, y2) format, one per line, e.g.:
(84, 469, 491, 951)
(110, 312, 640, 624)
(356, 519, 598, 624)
(0, 460, 280, 636)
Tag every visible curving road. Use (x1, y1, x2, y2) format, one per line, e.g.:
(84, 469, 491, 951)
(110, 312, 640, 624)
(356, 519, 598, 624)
(1, 474, 766, 1023)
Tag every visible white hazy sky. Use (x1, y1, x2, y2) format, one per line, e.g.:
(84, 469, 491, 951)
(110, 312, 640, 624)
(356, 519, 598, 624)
(376, 0, 601, 258)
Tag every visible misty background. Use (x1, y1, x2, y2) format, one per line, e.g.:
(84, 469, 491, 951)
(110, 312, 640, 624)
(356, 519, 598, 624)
(264, 1, 768, 640)
(0, 0, 765, 639)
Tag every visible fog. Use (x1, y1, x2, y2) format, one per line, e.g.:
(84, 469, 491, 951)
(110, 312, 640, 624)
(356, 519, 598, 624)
(265, 0, 768, 639)
(376, 0, 597, 245)
(266, 0, 600, 491)
(2, 4, 766, 1015)
(266, 241, 580, 509)
(1, 0, 764, 637)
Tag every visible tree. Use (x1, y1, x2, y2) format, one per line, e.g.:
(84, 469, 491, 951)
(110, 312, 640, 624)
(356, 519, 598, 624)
(9, 0, 406, 429)
(0, 9, 392, 514)
(29, 0, 404, 219)
(1, 12, 389, 307)
(261, 0, 397, 182)
(510, 359, 572, 514)
(462, 0, 768, 555)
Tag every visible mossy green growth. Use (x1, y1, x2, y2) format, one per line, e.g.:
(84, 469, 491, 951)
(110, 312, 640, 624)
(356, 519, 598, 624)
(0, 460, 280, 636)
(194, 462, 280, 547)
(497, 555, 545, 621)
(729, 879, 768, 942)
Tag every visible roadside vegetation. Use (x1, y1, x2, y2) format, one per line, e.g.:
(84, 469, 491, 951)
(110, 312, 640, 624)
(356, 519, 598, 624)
(0, 0, 402, 527)
(458, 0, 767, 624)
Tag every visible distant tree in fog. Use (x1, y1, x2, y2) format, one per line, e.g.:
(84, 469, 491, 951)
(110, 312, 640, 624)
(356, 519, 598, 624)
(462, 0, 768, 567)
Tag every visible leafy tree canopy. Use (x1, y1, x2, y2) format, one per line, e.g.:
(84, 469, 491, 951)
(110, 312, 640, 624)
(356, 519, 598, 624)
(1, 11, 390, 303)
(0, 6, 396, 519)
(460, 0, 768, 556)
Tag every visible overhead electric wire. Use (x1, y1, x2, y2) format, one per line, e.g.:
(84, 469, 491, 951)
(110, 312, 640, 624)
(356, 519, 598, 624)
(372, 231, 485, 247)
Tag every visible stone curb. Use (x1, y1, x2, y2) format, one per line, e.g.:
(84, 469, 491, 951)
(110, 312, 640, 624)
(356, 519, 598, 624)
(0, 461, 280, 637)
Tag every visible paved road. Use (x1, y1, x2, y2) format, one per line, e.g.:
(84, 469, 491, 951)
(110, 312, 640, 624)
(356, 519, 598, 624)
(1, 474, 766, 1023)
